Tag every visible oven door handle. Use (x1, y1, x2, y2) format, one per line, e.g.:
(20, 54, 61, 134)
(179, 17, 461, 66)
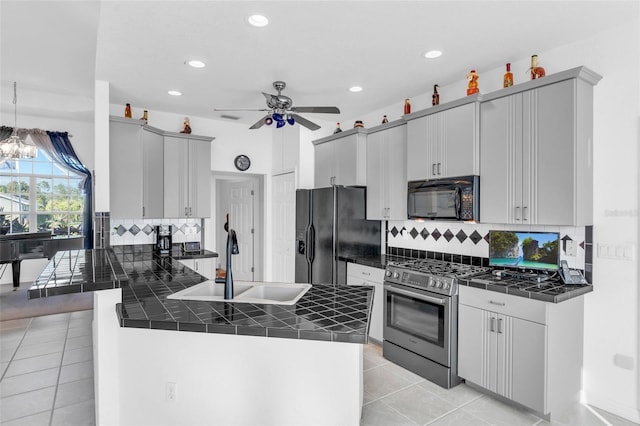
(384, 284, 446, 305)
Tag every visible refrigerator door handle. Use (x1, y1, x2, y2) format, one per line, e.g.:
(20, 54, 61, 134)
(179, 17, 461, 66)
(307, 224, 315, 263)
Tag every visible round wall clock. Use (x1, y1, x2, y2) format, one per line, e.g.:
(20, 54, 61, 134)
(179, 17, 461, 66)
(234, 154, 251, 171)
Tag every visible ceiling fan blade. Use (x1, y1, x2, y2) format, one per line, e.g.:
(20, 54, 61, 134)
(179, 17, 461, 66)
(290, 106, 340, 114)
(249, 115, 270, 130)
(291, 114, 321, 131)
(214, 108, 270, 112)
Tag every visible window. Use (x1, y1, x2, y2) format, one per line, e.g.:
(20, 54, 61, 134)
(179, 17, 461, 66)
(0, 149, 84, 236)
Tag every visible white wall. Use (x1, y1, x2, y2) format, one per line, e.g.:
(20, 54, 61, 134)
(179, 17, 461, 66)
(352, 16, 640, 422)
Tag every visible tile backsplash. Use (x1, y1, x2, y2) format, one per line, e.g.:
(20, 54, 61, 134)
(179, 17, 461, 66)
(110, 218, 203, 246)
(386, 220, 588, 271)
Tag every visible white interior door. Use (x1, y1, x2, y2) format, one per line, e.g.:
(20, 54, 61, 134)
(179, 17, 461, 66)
(228, 180, 255, 281)
(271, 172, 296, 282)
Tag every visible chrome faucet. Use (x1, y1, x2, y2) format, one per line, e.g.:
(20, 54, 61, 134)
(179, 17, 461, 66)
(224, 215, 239, 300)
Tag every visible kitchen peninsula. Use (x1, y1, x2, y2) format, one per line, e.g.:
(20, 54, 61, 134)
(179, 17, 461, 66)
(84, 246, 373, 426)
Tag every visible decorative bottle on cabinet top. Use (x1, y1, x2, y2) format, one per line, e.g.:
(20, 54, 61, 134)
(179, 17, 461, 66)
(432, 85, 440, 106)
(124, 103, 132, 118)
(140, 110, 148, 122)
(530, 55, 546, 79)
(333, 122, 342, 134)
(466, 70, 479, 96)
(403, 98, 411, 115)
(503, 63, 514, 88)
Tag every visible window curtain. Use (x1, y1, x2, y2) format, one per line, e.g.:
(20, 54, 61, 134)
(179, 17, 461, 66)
(17, 129, 93, 249)
(0, 126, 13, 140)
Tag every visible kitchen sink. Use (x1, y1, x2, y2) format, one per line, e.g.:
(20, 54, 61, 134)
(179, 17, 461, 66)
(167, 281, 253, 301)
(166, 281, 311, 305)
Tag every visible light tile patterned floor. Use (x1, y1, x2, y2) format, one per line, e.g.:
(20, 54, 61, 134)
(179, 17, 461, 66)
(1, 311, 638, 426)
(0, 310, 95, 426)
(362, 343, 639, 426)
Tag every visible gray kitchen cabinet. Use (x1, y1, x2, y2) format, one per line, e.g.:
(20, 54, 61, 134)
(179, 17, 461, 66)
(109, 117, 163, 219)
(406, 97, 479, 181)
(313, 128, 367, 187)
(179, 257, 215, 280)
(366, 120, 407, 220)
(458, 285, 585, 420)
(480, 66, 601, 225)
(272, 125, 299, 174)
(163, 134, 213, 218)
(346, 263, 384, 342)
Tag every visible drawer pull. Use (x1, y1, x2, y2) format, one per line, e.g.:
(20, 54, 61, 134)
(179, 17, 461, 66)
(489, 300, 506, 306)
(362, 272, 370, 276)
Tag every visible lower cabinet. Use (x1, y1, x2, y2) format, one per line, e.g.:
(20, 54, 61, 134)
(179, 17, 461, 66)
(178, 258, 215, 280)
(346, 263, 384, 342)
(458, 286, 584, 419)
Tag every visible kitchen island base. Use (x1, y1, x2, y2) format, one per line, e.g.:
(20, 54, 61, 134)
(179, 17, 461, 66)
(94, 289, 364, 426)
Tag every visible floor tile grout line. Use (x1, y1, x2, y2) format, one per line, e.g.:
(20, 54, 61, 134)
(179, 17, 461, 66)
(0, 317, 32, 382)
(374, 396, 422, 426)
(49, 314, 72, 426)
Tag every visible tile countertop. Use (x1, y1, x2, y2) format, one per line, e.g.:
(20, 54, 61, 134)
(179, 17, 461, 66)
(459, 272, 593, 303)
(112, 246, 373, 344)
(28, 249, 128, 299)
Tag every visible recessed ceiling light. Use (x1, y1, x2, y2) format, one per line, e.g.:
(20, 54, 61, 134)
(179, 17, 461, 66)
(168, 90, 182, 96)
(349, 86, 363, 93)
(186, 60, 206, 68)
(424, 50, 443, 59)
(248, 14, 269, 27)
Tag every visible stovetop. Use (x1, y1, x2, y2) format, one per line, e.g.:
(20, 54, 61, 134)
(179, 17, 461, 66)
(385, 259, 490, 296)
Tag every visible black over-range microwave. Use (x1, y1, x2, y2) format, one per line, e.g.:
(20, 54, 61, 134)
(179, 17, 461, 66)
(407, 175, 479, 221)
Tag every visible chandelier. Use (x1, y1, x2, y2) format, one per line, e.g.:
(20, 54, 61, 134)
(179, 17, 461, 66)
(0, 82, 37, 159)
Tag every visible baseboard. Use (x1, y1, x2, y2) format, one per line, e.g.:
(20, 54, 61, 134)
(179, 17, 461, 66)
(583, 392, 640, 424)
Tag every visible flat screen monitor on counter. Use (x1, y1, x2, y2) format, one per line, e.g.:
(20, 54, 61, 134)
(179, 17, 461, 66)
(488, 230, 560, 272)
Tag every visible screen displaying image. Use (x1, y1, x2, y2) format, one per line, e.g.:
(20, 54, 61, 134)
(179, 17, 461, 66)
(488, 230, 559, 271)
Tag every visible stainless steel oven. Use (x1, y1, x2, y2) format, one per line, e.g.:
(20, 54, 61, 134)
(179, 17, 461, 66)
(383, 259, 488, 389)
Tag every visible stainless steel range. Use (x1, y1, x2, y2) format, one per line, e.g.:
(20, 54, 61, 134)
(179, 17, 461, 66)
(383, 258, 489, 388)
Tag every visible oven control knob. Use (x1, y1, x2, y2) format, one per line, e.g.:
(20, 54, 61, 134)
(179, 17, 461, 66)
(393, 272, 400, 279)
(444, 282, 451, 290)
(428, 277, 435, 287)
(385, 270, 392, 278)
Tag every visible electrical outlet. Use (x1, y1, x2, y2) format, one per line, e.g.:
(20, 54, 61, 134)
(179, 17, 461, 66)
(565, 240, 577, 257)
(166, 382, 177, 402)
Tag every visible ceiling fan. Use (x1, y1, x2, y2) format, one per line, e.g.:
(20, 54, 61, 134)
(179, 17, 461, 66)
(214, 81, 340, 131)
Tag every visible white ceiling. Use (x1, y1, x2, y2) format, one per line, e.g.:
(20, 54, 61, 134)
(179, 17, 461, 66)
(1, 1, 637, 130)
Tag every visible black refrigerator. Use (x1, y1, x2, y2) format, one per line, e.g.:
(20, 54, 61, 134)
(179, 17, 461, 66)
(295, 186, 382, 285)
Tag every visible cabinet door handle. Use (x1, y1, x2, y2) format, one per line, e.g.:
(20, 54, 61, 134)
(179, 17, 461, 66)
(515, 206, 521, 221)
(523, 206, 528, 221)
(498, 318, 503, 334)
(432, 164, 436, 175)
(142, 206, 145, 217)
(489, 300, 506, 306)
(490, 317, 496, 332)
(195, 262, 198, 271)
(437, 163, 441, 175)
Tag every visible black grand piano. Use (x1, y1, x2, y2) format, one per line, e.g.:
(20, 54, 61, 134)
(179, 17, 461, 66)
(0, 231, 84, 289)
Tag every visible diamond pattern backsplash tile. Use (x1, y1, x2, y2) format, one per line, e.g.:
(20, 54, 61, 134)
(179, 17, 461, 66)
(386, 220, 587, 270)
(110, 218, 203, 246)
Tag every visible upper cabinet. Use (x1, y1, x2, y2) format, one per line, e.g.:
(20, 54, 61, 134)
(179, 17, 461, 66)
(109, 117, 164, 219)
(313, 128, 367, 187)
(405, 96, 480, 181)
(366, 120, 407, 220)
(109, 116, 214, 219)
(272, 125, 300, 175)
(479, 67, 601, 226)
(164, 134, 213, 218)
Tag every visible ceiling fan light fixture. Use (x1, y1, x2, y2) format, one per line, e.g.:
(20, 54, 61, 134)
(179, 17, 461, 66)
(276, 120, 286, 129)
(287, 114, 295, 126)
(264, 116, 273, 126)
(272, 113, 283, 122)
(186, 60, 206, 68)
(248, 14, 269, 27)
(424, 50, 443, 59)
(349, 86, 363, 93)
